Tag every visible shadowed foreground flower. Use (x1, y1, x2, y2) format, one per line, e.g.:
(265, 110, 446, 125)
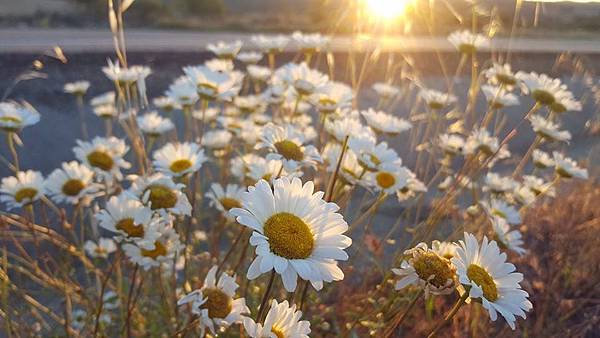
(46, 161, 99, 205)
(177, 266, 249, 336)
(230, 177, 351, 292)
(96, 194, 161, 243)
(153, 142, 207, 177)
(452, 232, 532, 330)
(243, 300, 310, 338)
(0, 170, 45, 210)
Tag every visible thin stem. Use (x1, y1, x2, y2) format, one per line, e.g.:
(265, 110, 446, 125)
(325, 135, 349, 202)
(6, 132, 19, 172)
(426, 292, 469, 338)
(256, 270, 276, 322)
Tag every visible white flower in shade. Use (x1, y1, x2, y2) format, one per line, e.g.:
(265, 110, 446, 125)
(74, 137, 130, 181)
(153, 142, 207, 178)
(396, 171, 427, 202)
(193, 107, 220, 124)
(262, 84, 287, 104)
(483, 173, 518, 195)
(128, 173, 192, 216)
(251, 34, 290, 53)
(234, 95, 266, 115)
(206, 183, 245, 215)
(0, 170, 45, 210)
(91, 91, 116, 107)
(153, 96, 179, 112)
(205, 58, 234, 73)
(46, 161, 99, 204)
(230, 153, 263, 180)
(372, 82, 400, 100)
(516, 72, 571, 107)
(206, 40, 243, 59)
(522, 175, 555, 198)
(201, 130, 233, 151)
(366, 163, 411, 194)
(243, 300, 310, 338)
(322, 143, 363, 185)
(419, 88, 457, 110)
(551, 90, 582, 113)
(447, 30, 490, 53)
(292, 31, 330, 53)
(96, 194, 160, 243)
(325, 116, 375, 145)
(247, 158, 301, 184)
(0, 101, 40, 132)
(122, 223, 183, 270)
(183, 65, 242, 102)
(532, 149, 555, 169)
(273, 62, 329, 96)
(310, 82, 353, 114)
(230, 177, 352, 292)
(217, 116, 244, 135)
(480, 198, 521, 225)
(257, 123, 322, 171)
(351, 139, 399, 171)
(84, 238, 117, 259)
(482, 85, 519, 109)
(240, 123, 263, 145)
(392, 242, 456, 296)
(361, 108, 412, 135)
(512, 184, 537, 205)
(137, 111, 174, 137)
(529, 115, 571, 142)
(166, 76, 199, 107)
(93, 104, 118, 119)
(484, 63, 519, 89)
(464, 128, 499, 156)
(552, 152, 588, 179)
(438, 133, 465, 156)
(64, 81, 90, 96)
(177, 266, 250, 336)
(237, 51, 263, 64)
(432, 240, 459, 260)
(490, 217, 526, 256)
(452, 232, 532, 329)
(247, 65, 272, 83)
(102, 59, 138, 83)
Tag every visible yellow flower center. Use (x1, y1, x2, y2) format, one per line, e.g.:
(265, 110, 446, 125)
(263, 212, 314, 259)
(116, 218, 145, 238)
(201, 288, 233, 319)
(0, 116, 22, 124)
(428, 102, 444, 110)
(14, 188, 38, 203)
(219, 197, 241, 211)
(62, 179, 85, 196)
(458, 43, 477, 54)
(550, 102, 566, 113)
(169, 159, 193, 174)
(197, 82, 218, 100)
(147, 185, 178, 210)
(274, 140, 304, 162)
(375, 172, 396, 189)
(556, 167, 573, 178)
(87, 150, 114, 171)
(466, 264, 498, 301)
(141, 241, 167, 259)
(271, 327, 286, 338)
(532, 89, 555, 106)
(412, 252, 455, 288)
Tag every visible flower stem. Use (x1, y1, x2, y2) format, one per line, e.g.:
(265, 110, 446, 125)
(325, 135, 349, 202)
(426, 291, 469, 338)
(6, 132, 19, 172)
(256, 270, 276, 323)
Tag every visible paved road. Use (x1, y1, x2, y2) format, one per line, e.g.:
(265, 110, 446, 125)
(2, 28, 600, 53)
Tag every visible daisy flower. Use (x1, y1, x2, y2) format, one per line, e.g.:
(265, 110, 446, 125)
(177, 266, 249, 336)
(366, 163, 411, 194)
(193, 107, 220, 124)
(206, 183, 245, 215)
(552, 152, 588, 179)
(247, 158, 301, 184)
(153, 96, 179, 112)
(84, 238, 117, 259)
(91, 91, 116, 107)
(73, 137, 130, 181)
(419, 89, 457, 110)
(137, 111, 175, 137)
(480, 198, 521, 225)
(482, 85, 520, 109)
(392, 242, 456, 296)
(396, 171, 427, 202)
(230, 177, 352, 292)
(230, 153, 264, 180)
(46, 161, 99, 204)
(93, 104, 118, 119)
(464, 128, 499, 156)
(432, 240, 459, 260)
(1, 170, 45, 210)
(206, 40, 243, 59)
(292, 31, 330, 53)
(64, 81, 90, 96)
(529, 115, 571, 142)
(447, 30, 490, 54)
(309, 82, 353, 114)
(273, 62, 328, 96)
(183, 65, 241, 102)
(166, 76, 199, 107)
(516, 72, 571, 107)
(128, 173, 192, 216)
(438, 134, 465, 156)
(322, 143, 363, 186)
(483, 63, 519, 89)
(361, 108, 412, 136)
(201, 130, 233, 153)
(483, 173, 518, 195)
(152, 142, 207, 177)
(247, 65, 272, 83)
(522, 175, 555, 197)
(257, 123, 321, 171)
(372, 82, 400, 100)
(452, 232, 532, 329)
(532, 149, 555, 169)
(234, 95, 266, 115)
(205, 58, 235, 73)
(325, 116, 375, 145)
(236, 51, 263, 64)
(243, 300, 310, 338)
(96, 194, 160, 242)
(490, 217, 526, 256)
(122, 223, 183, 270)
(0, 101, 40, 132)
(102, 59, 138, 83)
(551, 90, 582, 113)
(251, 34, 290, 53)
(351, 138, 399, 172)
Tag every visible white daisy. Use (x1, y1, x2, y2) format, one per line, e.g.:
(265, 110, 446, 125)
(205, 58, 235, 73)
(480, 198, 521, 225)
(325, 116, 375, 145)
(372, 82, 400, 100)
(96, 194, 160, 242)
(292, 31, 330, 53)
(490, 217, 526, 256)
(206, 183, 245, 215)
(84, 238, 117, 259)
(45, 161, 99, 204)
(366, 163, 411, 195)
(483, 173, 518, 195)
(122, 223, 183, 270)
(152, 142, 207, 177)
(432, 240, 459, 260)
(464, 128, 499, 156)
(438, 133, 465, 156)
(552, 152, 588, 179)
(0, 101, 40, 132)
(128, 173, 192, 216)
(73, 137, 130, 181)
(236, 51, 263, 64)
(177, 265, 249, 336)
(91, 91, 116, 107)
(166, 76, 199, 107)
(529, 115, 571, 142)
(516, 72, 572, 107)
(447, 30, 490, 53)
(257, 123, 321, 171)
(193, 107, 220, 124)
(532, 149, 555, 169)
(247, 65, 272, 83)
(0, 170, 45, 210)
(309, 82, 353, 114)
(230, 177, 352, 292)
(392, 242, 456, 296)
(522, 175, 555, 197)
(483, 63, 519, 89)
(361, 108, 412, 136)
(234, 95, 267, 115)
(183, 65, 242, 102)
(137, 111, 174, 137)
(452, 232, 532, 329)
(102, 59, 138, 83)
(351, 139, 399, 171)
(419, 89, 457, 110)
(247, 158, 301, 184)
(251, 34, 290, 53)
(243, 300, 310, 338)
(64, 81, 90, 96)
(482, 85, 520, 109)
(322, 143, 363, 186)
(273, 62, 328, 96)
(206, 40, 243, 59)
(93, 104, 118, 119)
(396, 171, 427, 202)
(153, 96, 180, 112)
(201, 130, 233, 152)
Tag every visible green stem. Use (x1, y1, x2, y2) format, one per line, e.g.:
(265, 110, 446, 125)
(6, 132, 19, 172)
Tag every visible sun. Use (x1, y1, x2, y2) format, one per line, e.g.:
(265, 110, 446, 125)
(364, 0, 409, 20)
